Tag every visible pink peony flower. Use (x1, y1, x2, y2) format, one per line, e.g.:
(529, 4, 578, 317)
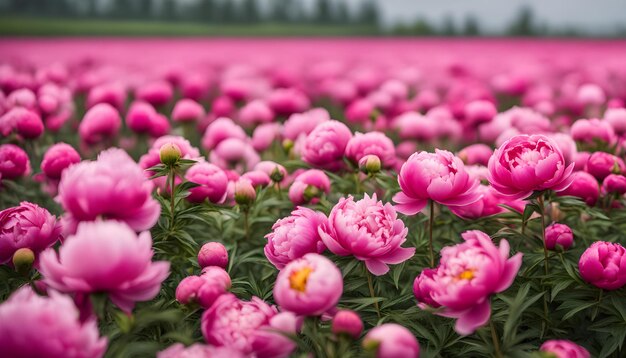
(172, 99, 205, 123)
(274, 253, 343, 316)
(604, 108, 626, 137)
(255, 161, 288, 183)
(585, 152, 625, 181)
(267, 88, 310, 116)
(201, 293, 297, 358)
(238, 99, 274, 127)
(0, 287, 107, 358)
(488, 134, 574, 199)
(540, 339, 590, 358)
(602, 174, 626, 195)
(241, 170, 271, 188)
(571, 118, 616, 145)
(415, 230, 522, 335)
(125, 100, 158, 134)
(458, 144, 493, 166)
(202, 118, 247, 151)
(302, 120, 352, 171)
(209, 138, 260, 172)
(0, 143, 31, 180)
(135, 81, 173, 107)
(41, 142, 81, 180)
(544, 223, 574, 251)
(1, 107, 44, 139)
(283, 108, 330, 141)
(362, 323, 420, 358)
(464, 100, 497, 126)
(557, 171, 600, 206)
(319, 194, 414, 276)
(393, 112, 438, 142)
(394, 149, 481, 215)
(87, 83, 126, 111)
(449, 184, 526, 220)
(332, 310, 363, 339)
(0, 201, 62, 265)
(39, 220, 170, 313)
(264, 206, 327, 269)
(176, 267, 231, 309)
(548, 133, 578, 165)
(198, 242, 229, 269)
(58, 148, 160, 234)
(158, 343, 243, 358)
(345, 131, 396, 168)
(345, 98, 374, 124)
(288, 169, 331, 205)
(578, 241, 626, 290)
(79, 103, 121, 145)
(185, 162, 229, 204)
(252, 123, 282, 152)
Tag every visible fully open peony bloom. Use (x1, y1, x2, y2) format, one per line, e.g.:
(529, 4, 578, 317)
(0, 201, 62, 265)
(345, 131, 396, 168)
(39, 220, 170, 313)
(0, 143, 31, 180)
(362, 323, 420, 358)
(201, 293, 297, 358)
(578, 241, 626, 290)
(185, 162, 229, 204)
(274, 253, 342, 316)
(0, 287, 107, 358)
(301, 120, 352, 171)
(158, 343, 243, 358)
(265, 207, 327, 269)
(394, 149, 481, 215)
(415, 230, 522, 335)
(319, 194, 414, 276)
(59, 148, 160, 234)
(78, 103, 121, 145)
(41, 142, 81, 180)
(488, 134, 574, 199)
(540, 340, 590, 358)
(288, 169, 331, 205)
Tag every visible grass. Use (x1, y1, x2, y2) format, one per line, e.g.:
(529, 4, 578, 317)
(0, 16, 380, 37)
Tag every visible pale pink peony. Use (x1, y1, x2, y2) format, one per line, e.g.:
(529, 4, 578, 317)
(39, 220, 170, 313)
(362, 323, 420, 358)
(238, 99, 274, 127)
(585, 152, 625, 181)
(172, 98, 205, 123)
(571, 118, 616, 145)
(201, 293, 297, 358)
(252, 123, 282, 152)
(265, 207, 328, 269)
(283, 108, 330, 141)
(319, 194, 414, 276)
(0, 286, 107, 358)
(274, 253, 343, 316)
(58, 148, 160, 234)
(345, 131, 396, 168)
(288, 169, 331, 205)
(185, 162, 229, 204)
(488, 134, 574, 199)
(394, 149, 481, 215)
(415, 230, 522, 335)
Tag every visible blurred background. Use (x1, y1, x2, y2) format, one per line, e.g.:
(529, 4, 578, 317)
(0, 0, 625, 37)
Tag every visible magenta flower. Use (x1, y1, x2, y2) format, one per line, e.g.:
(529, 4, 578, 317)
(252, 123, 282, 152)
(571, 118, 616, 145)
(540, 339, 590, 358)
(202, 117, 247, 151)
(604, 108, 626, 137)
(209, 138, 260, 172)
(135, 81, 173, 107)
(449, 184, 526, 220)
(176, 267, 231, 309)
(1, 107, 44, 139)
(488, 134, 574, 199)
(201, 293, 297, 358)
(39, 220, 170, 313)
(78, 103, 121, 145)
(58, 148, 160, 234)
(362, 324, 420, 358)
(265, 207, 327, 269)
(585, 152, 625, 181)
(345, 131, 396, 168)
(274, 253, 342, 316)
(332, 310, 363, 339)
(0, 287, 107, 358)
(544, 223, 574, 251)
(0, 143, 31, 180)
(302, 120, 352, 171)
(238, 99, 274, 127)
(198, 242, 229, 269)
(41, 142, 81, 180)
(319, 194, 414, 276)
(579, 241, 626, 290)
(415, 230, 522, 335)
(125, 100, 158, 134)
(0, 201, 62, 265)
(394, 149, 481, 215)
(602, 174, 626, 195)
(283, 108, 330, 141)
(158, 343, 244, 358)
(288, 169, 331, 205)
(458, 144, 493, 166)
(172, 98, 205, 123)
(185, 162, 229, 204)
(557, 171, 599, 206)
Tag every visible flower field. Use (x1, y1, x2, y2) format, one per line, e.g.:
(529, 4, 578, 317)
(1, 38, 626, 358)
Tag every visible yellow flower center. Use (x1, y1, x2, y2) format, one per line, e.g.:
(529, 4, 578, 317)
(289, 266, 313, 292)
(457, 269, 475, 280)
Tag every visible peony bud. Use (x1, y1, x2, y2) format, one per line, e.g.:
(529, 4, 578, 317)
(270, 167, 285, 183)
(544, 223, 574, 251)
(359, 154, 381, 175)
(282, 138, 294, 153)
(12, 248, 35, 275)
(332, 310, 363, 339)
(159, 143, 182, 166)
(303, 185, 320, 203)
(603, 174, 626, 195)
(198, 242, 229, 269)
(234, 179, 256, 206)
(175, 276, 205, 305)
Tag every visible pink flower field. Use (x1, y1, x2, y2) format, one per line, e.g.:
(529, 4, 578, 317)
(1, 38, 626, 357)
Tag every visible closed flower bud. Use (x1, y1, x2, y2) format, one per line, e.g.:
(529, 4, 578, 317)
(198, 242, 229, 269)
(282, 139, 294, 153)
(234, 179, 256, 206)
(359, 154, 381, 175)
(332, 310, 363, 339)
(12, 248, 35, 275)
(544, 223, 574, 251)
(270, 167, 285, 183)
(159, 143, 182, 166)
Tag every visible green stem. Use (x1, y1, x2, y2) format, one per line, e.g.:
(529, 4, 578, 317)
(366, 268, 381, 319)
(243, 210, 250, 241)
(169, 167, 176, 229)
(537, 196, 549, 275)
(489, 320, 503, 358)
(592, 289, 603, 321)
(428, 200, 435, 267)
